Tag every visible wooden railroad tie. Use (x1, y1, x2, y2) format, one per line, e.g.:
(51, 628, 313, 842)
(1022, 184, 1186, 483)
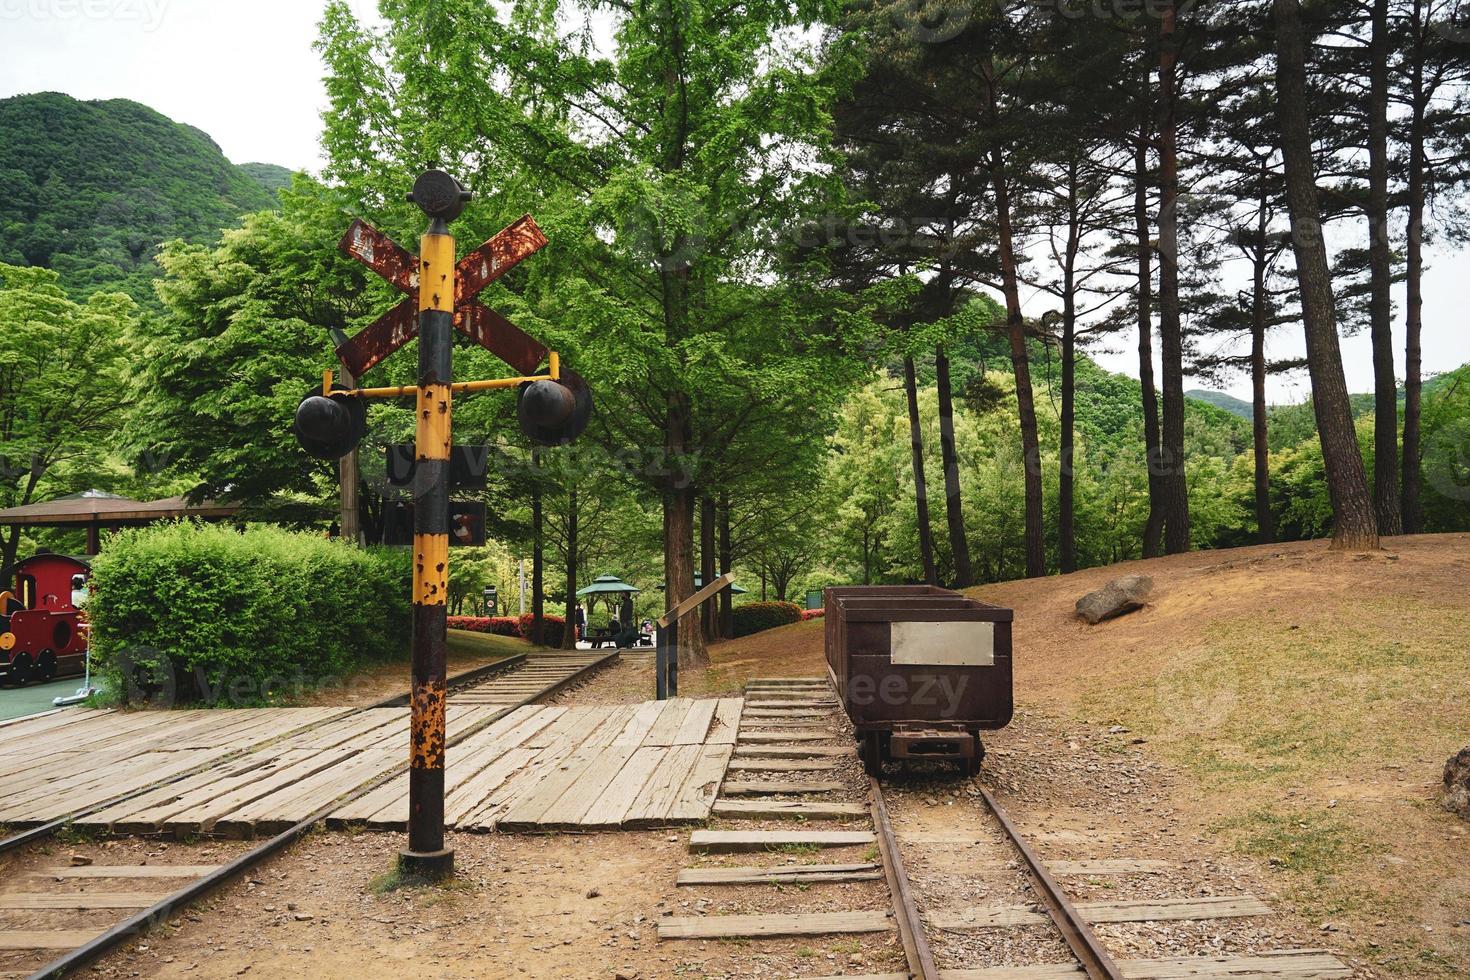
(657, 909, 894, 940)
(720, 780, 846, 795)
(712, 798, 867, 820)
(940, 948, 1352, 979)
(928, 894, 1273, 930)
(689, 829, 876, 853)
(676, 862, 882, 886)
(733, 745, 854, 758)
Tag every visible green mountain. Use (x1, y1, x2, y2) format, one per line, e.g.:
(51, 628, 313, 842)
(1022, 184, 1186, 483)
(1187, 389, 1254, 420)
(239, 162, 295, 196)
(0, 92, 283, 306)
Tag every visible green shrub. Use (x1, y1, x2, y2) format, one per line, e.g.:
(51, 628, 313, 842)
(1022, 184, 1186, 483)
(731, 600, 803, 638)
(88, 522, 410, 706)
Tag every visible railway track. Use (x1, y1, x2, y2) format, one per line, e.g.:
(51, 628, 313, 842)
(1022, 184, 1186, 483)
(0, 649, 617, 980)
(664, 677, 1354, 980)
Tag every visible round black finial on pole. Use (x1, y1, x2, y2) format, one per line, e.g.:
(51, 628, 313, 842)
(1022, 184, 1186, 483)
(408, 169, 471, 221)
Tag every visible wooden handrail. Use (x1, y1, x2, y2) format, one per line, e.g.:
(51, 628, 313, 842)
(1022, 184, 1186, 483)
(658, 572, 735, 628)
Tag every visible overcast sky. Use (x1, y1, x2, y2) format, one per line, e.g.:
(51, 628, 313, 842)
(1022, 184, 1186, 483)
(2, 0, 1465, 405)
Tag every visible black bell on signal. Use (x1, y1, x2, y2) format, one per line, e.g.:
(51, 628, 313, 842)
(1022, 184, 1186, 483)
(293, 385, 366, 460)
(517, 367, 593, 446)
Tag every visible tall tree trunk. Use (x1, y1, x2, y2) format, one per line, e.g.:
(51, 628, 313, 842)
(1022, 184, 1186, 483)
(1059, 157, 1081, 574)
(1250, 218, 1275, 544)
(1273, 0, 1380, 550)
(1135, 97, 1166, 558)
(981, 55, 1045, 578)
(1157, 0, 1191, 554)
(718, 495, 733, 640)
(699, 494, 717, 640)
(1401, 0, 1427, 533)
(664, 390, 705, 666)
(1367, 0, 1402, 535)
(902, 355, 940, 586)
(531, 449, 546, 645)
(562, 486, 578, 649)
(993, 173, 1046, 580)
(935, 347, 973, 587)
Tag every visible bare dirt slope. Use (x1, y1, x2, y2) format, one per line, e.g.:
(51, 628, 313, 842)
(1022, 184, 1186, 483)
(711, 533, 1470, 978)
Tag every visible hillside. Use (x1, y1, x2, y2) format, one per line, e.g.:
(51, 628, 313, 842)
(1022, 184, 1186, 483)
(238, 162, 294, 195)
(0, 92, 282, 305)
(1187, 387, 1254, 419)
(709, 533, 1470, 978)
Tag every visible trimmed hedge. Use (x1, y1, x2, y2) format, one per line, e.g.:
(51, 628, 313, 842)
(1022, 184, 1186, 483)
(88, 522, 411, 706)
(731, 600, 803, 638)
(447, 613, 565, 646)
(800, 608, 825, 621)
(446, 616, 521, 637)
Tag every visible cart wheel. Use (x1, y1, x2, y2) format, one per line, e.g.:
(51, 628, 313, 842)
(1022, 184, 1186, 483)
(9, 653, 32, 687)
(861, 732, 883, 778)
(962, 754, 982, 777)
(38, 649, 56, 682)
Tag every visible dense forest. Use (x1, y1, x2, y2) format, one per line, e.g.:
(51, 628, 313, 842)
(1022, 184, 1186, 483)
(3, 0, 1469, 663)
(0, 93, 288, 306)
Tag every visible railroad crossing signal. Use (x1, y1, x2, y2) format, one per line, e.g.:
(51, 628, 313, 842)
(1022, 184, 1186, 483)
(335, 212, 553, 378)
(291, 169, 593, 881)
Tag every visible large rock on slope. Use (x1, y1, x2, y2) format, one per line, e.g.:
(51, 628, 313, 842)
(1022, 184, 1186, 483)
(1444, 747, 1470, 820)
(1075, 575, 1154, 625)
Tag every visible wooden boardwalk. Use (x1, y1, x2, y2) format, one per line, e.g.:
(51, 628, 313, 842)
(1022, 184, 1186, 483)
(5, 653, 739, 836)
(0, 706, 357, 826)
(332, 696, 743, 831)
(7, 694, 740, 836)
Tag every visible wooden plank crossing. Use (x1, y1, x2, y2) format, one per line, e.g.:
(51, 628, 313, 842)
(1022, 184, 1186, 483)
(6, 653, 645, 837)
(330, 697, 741, 832)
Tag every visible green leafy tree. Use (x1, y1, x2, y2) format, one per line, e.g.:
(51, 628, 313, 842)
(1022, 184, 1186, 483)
(0, 264, 135, 569)
(316, 0, 860, 665)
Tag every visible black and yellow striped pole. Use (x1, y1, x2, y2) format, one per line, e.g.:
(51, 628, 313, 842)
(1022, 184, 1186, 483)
(400, 170, 468, 879)
(293, 169, 592, 881)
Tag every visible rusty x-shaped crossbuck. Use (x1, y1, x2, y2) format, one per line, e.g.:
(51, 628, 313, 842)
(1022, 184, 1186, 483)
(335, 215, 550, 377)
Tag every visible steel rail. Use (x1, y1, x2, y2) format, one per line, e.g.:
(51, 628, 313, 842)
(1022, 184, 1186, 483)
(868, 776, 940, 980)
(976, 785, 1125, 980)
(20, 649, 623, 980)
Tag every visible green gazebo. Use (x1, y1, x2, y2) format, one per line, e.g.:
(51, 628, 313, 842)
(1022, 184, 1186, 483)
(577, 574, 640, 625)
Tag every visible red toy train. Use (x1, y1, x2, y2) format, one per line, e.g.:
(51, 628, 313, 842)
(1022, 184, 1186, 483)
(0, 554, 90, 686)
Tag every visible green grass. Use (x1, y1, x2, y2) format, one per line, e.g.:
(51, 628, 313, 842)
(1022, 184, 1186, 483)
(445, 629, 544, 659)
(1082, 598, 1470, 788)
(54, 824, 104, 845)
(366, 860, 472, 896)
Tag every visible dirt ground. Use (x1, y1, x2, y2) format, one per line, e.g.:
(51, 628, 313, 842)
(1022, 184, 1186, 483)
(718, 533, 1470, 978)
(68, 533, 1469, 978)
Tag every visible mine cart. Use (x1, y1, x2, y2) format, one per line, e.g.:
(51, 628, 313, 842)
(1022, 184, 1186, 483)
(824, 585, 1013, 776)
